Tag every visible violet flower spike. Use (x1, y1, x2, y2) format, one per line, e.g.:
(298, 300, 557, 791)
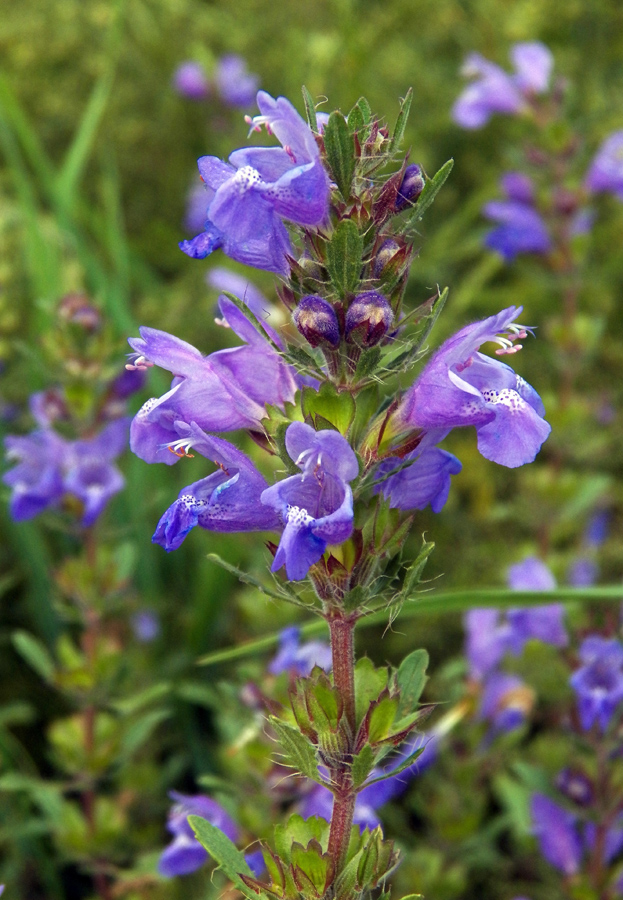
(180, 91, 330, 275)
(128, 295, 298, 464)
(261, 422, 358, 581)
(215, 54, 260, 108)
(452, 42, 553, 129)
(152, 422, 280, 551)
(398, 306, 551, 468)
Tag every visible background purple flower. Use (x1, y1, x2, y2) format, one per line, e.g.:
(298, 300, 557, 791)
(158, 792, 238, 877)
(215, 54, 259, 107)
(585, 131, 623, 201)
(483, 173, 551, 262)
(570, 636, 623, 732)
(268, 626, 332, 675)
(531, 793, 583, 875)
(452, 42, 553, 129)
(172, 61, 210, 101)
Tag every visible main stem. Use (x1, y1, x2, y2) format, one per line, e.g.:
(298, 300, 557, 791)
(327, 609, 358, 877)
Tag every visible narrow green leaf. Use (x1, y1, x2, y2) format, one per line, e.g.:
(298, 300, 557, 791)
(351, 744, 375, 788)
(396, 649, 429, 715)
(363, 747, 425, 789)
(189, 815, 254, 893)
(407, 158, 454, 224)
(354, 346, 382, 379)
(111, 682, 171, 716)
(206, 552, 292, 603)
(11, 631, 55, 683)
(326, 219, 363, 297)
(356, 97, 372, 125)
(347, 104, 365, 135)
(388, 88, 413, 153)
(324, 111, 356, 200)
(368, 696, 399, 743)
(301, 85, 318, 131)
(120, 709, 170, 760)
(401, 540, 435, 599)
(269, 718, 324, 783)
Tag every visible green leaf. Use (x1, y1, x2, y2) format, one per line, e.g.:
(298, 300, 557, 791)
(326, 219, 363, 297)
(11, 630, 55, 683)
(354, 658, 389, 724)
(356, 97, 372, 125)
(354, 346, 382, 379)
(120, 709, 170, 760)
(112, 682, 171, 716)
(301, 85, 318, 132)
(411, 287, 449, 356)
(388, 88, 413, 153)
(302, 381, 356, 434)
(363, 746, 425, 789)
(205, 552, 292, 603)
(407, 158, 454, 224)
(396, 649, 429, 715)
(368, 696, 399, 743)
(324, 111, 356, 200)
(269, 718, 324, 783)
(351, 744, 375, 788)
(347, 104, 365, 135)
(189, 814, 254, 893)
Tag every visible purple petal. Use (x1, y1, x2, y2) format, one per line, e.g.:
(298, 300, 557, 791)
(511, 42, 553, 94)
(531, 793, 582, 875)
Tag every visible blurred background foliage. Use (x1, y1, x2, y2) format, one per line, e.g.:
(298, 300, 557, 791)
(1, 0, 623, 897)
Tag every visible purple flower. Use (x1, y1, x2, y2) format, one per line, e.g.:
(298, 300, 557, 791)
(453, 42, 553, 129)
(483, 173, 551, 262)
(172, 62, 210, 101)
(180, 92, 330, 275)
(131, 610, 160, 642)
(215, 55, 259, 108)
(508, 556, 556, 591)
(585, 132, 623, 201)
(531, 793, 583, 875)
(479, 671, 532, 734)
(260, 423, 358, 581)
(567, 557, 598, 587)
(151, 422, 279, 551)
(505, 557, 567, 652)
(3, 417, 128, 526)
(399, 306, 551, 468)
(585, 510, 610, 548)
(128, 296, 298, 464)
(184, 182, 209, 234)
(570, 636, 623, 732)
(375, 431, 462, 514)
(159, 791, 238, 877)
(584, 817, 623, 865)
(465, 609, 511, 679)
(268, 626, 332, 676)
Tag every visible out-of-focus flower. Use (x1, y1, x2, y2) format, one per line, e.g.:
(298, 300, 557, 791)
(128, 296, 298, 464)
(215, 54, 260, 108)
(207, 267, 276, 335)
(453, 42, 553, 129)
(3, 414, 129, 526)
(159, 792, 238, 877)
(268, 626, 332, 676)
(531, 793, 583, 875)
(555, 768, 594, 808)
(567, 557, 598, 587)
(585, 131, 623, 201)
(479, 671, 533, 734)
(505, 557, 567, 652)
(483, 173, 552, 262)
(398, 306, 551, 468)
(180, 92, 330, 275)
(465, 608, 511, 679)
(173, 62, 210, 101)
(261, 423, 358, 581)
(570, 636, 623, 732)
(131, 610, 160, 642)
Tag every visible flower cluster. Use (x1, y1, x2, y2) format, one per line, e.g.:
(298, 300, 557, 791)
(3, 389, 131, 527)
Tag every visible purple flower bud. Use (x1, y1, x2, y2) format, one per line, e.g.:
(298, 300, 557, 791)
(395, 164, 424, 210)
(131, 610, 160, 642)
(172, 62, 210, 101)
(293, 296, 340, 349)
(555, 768, 594, 807)
(159, 791, 238, 877)
(373, 239, 401, 278)
(345, 291, 394, 348)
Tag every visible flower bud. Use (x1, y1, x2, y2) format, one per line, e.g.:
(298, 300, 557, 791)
(293, 296, 340, 349)
(57, 293, 101, 332)
(395, 164, 424, 210)
(345, 292, 394, 348)
(373, 239, 401, 278)
(172, 61, 210, 101)
(555, 768, 594, 807)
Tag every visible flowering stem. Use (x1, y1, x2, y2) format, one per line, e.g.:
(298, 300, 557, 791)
(326, 609, 358, 877)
